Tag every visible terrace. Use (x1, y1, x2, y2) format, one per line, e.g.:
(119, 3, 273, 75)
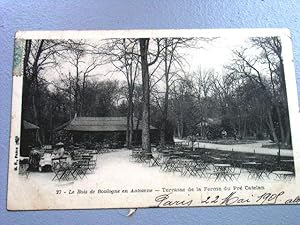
(19, 143, 295, 188)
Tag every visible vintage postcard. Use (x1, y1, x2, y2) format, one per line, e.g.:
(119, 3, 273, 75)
(7, 29, 300, 210)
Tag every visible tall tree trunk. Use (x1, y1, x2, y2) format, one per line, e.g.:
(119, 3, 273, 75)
(160, 39, 169, 147)
(286, 132, 291, 147)
(126, 90, 134, 148)
(129, 92, 134, 148)
(81, 73, 87, 116)
(177, 120, 180, 138)
(275, 105, 285, 143)
(135, 109, 142, 145)
(284, 109, 291, 145)
(50, 101, 53, 143)
(139, 39, 151, 153)
(242, 118, 247, 138)
(74, 57, 80, 115)
(22, 40, 32, 123)
(285, 122, 291, 146)
(179, 105, 184, 138)
(68, 72, 72, 120)
(267, 108, 278, 143)
(21, 41, 30, 155)
(32, 94, 41, 145)
(126, 108, 130, 147)
(279, 49, 291, 146)
(31, 40, 45, 146)
(238, 115, 241, 138)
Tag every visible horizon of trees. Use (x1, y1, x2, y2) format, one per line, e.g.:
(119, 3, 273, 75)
(21, 36, 292, 153)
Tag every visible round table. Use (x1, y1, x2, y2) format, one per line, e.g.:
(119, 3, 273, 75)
(272, 171, 294, 180)
(242, 162, 264, 180)
(280, 159, 294, 163)
(242, 162, 261, 166)
(211, 164, 232, 181)
(210, 156, 227, 162)
(214, 163, 231, 169)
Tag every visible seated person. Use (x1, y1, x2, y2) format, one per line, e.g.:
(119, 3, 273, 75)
(56, 142, 65, 158)
(52, 142, 65, 158)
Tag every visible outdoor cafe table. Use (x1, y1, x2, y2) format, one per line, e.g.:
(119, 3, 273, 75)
(86, 149, 98, 157)
(161, 150, 172, 154)
(219, 153, 230, 158)
(169, 151, 185, 158)
(160, 150, 171, 156)
(190, 154, 202, 159)
(173, 151, 185, 155)
(281, 159, 294, 163)
(52, 156, 68, 163)
(157, 150, 171, 167)
(214, 164, 231, 171)
(144, 152, 160, 167)
(51, 156, 70, 169)
(162, 155, 181, 172)
(242, 162, 264, 180)
(211, 164, 232, 181)
(280, 159, 294, 170)
(272, 171, 294, 181)
(189, 155, 208, 177)
(132, 150, 145, 163)
(190, 154, 208, 168)
(157, 150, 172, 161)
(242, 162, 261, 166)
(246, 156, 257, 160)
(181, 159, 198, 176)
(52, 161, 81, 181)
(210, 156, 227, 162)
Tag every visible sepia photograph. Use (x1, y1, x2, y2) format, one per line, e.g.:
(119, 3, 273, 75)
(7, 29, 300, 210)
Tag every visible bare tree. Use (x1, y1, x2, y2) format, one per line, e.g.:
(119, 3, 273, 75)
(152, 38, 215, 146)
(102, 39, 140, 148)
(191, 68, 214, 137)
(22, 39, 62, 144)
(59, 40, 103, 116)
(138, 38, 170, 153)
(224, 37, 291, 145)
(252, 37, 291, 145)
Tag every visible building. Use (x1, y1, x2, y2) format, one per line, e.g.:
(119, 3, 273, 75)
(57, 116, 159, 146)
(20, 120, 40, 156)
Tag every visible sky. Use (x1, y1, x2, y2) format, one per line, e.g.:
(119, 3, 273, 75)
(181, 37, 248, 72)
(42, 36, 254, 91)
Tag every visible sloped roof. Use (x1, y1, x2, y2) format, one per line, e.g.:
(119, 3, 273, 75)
(24, 120, 39, 130)
(53, 119, 72, 132)
(65, 116, 157, 132)
(207, 117, 222, 125)
(198, 118, 222, 127)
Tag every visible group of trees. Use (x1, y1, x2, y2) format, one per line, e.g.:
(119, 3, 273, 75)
(21, 39, 122, 144)
(21, 36, 292, 153)
(226, 37, 291, 145)
(166, 37, 291, 146)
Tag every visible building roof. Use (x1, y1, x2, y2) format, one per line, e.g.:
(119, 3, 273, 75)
(198, 117, 222, 127)
(206, 117, 222, 125)
(53, 119, 72, 132)
(23, 120, 39, 130)
(64, 116, 157, 132)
